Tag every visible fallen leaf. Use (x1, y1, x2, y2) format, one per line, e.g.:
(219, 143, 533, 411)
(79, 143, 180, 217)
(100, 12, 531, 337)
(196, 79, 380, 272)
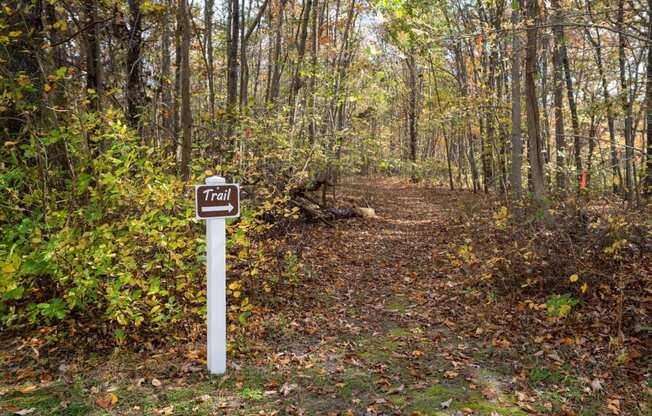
(444, 370, 459, 379)
(591, 378, 603, 392)
(18, 385, 37, 394)
(280, 382, 298, 396)
(388, 384, 405, 394)
(13, 408, 35, 415)
(151, 378, 162, 387)
(482, 386, 497, 400)
(440, 398, 453, 409)
(156, 405, 174, 415)
(607, 398, 620, 415)
(95, 393, 118, 410)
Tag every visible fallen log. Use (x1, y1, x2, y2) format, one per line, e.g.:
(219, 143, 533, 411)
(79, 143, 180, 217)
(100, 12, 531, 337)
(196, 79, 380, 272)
(290, 196, 376, 224)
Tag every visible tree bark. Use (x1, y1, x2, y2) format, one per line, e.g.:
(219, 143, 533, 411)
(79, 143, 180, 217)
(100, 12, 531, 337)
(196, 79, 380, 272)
(551, 0, 566, 192)
(161, 0, 173, 142)
(179, 0, 193, 179)
(227, 0, 240, 114)
(407, 51, 418, 182)
(510, 0, 523, 197)
(524, 0, 546, 201)
(288, 0, 313, 116)
(268, 0, 287, 103)
(617, 0, 634, 202)
(126, 0, 143, 133)
(646, 0, 652, 196)
(84, 0, 102, 113)
(584, 0, 621, 194)
(205, 0, 216, 121)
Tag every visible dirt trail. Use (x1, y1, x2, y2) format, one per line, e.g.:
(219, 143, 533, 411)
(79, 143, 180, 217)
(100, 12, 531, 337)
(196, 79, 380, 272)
(260, 179, 534, 415)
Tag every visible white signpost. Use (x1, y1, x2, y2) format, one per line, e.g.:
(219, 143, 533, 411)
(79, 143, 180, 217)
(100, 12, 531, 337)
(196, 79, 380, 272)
(195, 176, 240, 374)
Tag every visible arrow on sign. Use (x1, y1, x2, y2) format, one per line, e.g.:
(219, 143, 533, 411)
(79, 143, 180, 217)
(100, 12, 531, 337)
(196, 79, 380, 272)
(202, 203, 234, 213)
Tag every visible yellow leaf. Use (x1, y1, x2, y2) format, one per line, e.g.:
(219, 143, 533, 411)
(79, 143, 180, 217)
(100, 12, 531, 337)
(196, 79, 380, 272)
(2, 262, 16, 274)
(8, 31, 22, 37)
(558, 304, 572, 317)
(580, 283, 589, 293)
(228, 281, 240, 290)
(569, 274, 579, 283)
(19, 384, 37, 394)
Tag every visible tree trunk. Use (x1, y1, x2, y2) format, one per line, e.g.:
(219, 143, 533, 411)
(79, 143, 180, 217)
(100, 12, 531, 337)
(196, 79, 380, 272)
(618, 0, 634, 202)
(126, 0, 143, 133)
(179, 0, 192, 179)
(85, 0, 102, 113)
(510, 0, 523, 197)
(227, 0, 240, 114)
(551, 0, 566, 192)
(269, 0, 287, 103)
(289, 0, 313, 115)
(646, 0, 652, 196)
(407, 51, 418, 182)
(554, 0, 582, 187)
(161, 0, 173, 142)
(585, 0, 621, 194)
(524, 0, 546, 201)
(174, 0, 182, 147)
(205, 0, 216, 121)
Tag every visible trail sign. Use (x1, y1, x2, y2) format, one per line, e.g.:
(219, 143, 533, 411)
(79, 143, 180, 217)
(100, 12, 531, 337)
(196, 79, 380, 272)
(195, 183, 240, 219)
(195, 177, 240, 375)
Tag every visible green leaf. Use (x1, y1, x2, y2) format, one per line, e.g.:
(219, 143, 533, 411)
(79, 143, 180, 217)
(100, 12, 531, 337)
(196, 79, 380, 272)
(2, 286, 25, 301)
(76, 172, 92, 195)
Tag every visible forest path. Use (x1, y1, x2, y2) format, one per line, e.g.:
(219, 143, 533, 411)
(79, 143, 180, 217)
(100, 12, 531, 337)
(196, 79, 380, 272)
(256, 178, 533, 415)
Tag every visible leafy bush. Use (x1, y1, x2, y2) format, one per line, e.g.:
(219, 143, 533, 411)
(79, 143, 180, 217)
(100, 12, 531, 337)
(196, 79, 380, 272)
(1, 114, 304, 344)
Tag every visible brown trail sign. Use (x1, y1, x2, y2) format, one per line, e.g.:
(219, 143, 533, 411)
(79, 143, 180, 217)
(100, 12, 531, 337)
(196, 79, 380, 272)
(195, 184, 240, 219)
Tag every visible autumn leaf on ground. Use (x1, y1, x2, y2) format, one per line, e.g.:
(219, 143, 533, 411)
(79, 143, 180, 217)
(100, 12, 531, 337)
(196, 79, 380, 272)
(481, 386, 497, 400)
(444, 370, 458, 379)
(95, 393, 118, 410)
(280, 382, 298, 396)
(440, 398, 453, 409)
(151, 378, 162, 387)
(13, 408, 35, 415)
(156, 405, 174, 415)
(18, 384, 37, 394)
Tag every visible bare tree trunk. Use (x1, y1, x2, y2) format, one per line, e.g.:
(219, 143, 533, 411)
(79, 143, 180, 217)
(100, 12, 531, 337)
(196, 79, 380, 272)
(289, 0, 313, 115)
(524, 0, 546, 201)
(552, 0, 582, 187)
(510, 0, 523, 197)
(646, 0, 652, 196)
(179, 0, 192, 179)
(161, 0, 173, 143)
(84, 0, 102, 114)
(227, 0, 240, 114)
(126, 0, 143, 134)
(585, 0, 621, 194)
(551, 0, 566, 192)
(407, 51, 418, 182)
(269, 0, 287, 103)
(205, 0, 216, 121)
(618, 0, 634, 202)
(241, 0, 269, 108)
(308, 0, 319, 143)
(173, 0, 182, 148)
